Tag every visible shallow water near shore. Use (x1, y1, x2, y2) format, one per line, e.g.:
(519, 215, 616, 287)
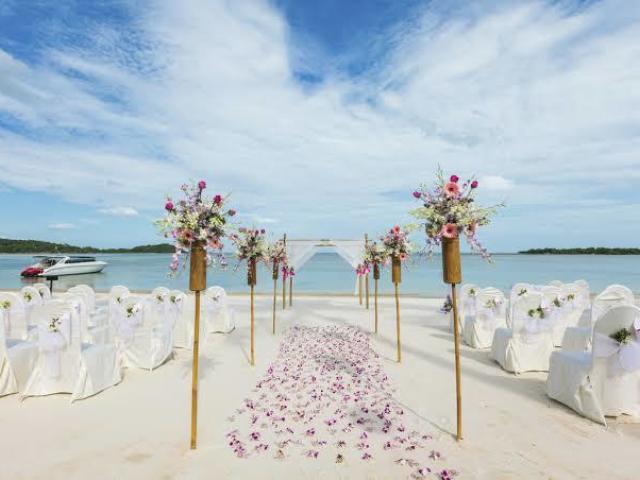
(1, 252, 639, 295)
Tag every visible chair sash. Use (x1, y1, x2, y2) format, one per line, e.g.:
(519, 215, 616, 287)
(38, 312, 71, 379)
(593, 333, 640, 375)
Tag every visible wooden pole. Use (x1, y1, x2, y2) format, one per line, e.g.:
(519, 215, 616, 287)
(451, 283, 462, 441)
(250, 284, 255, 365)
(374, 277, 379, 334)
(365, 234, 370, 310)
(394, 282, 401, 363)
(272, 278, 277, 334)
(289, 276, 293, 306)
(282, 234, 287, 310)
(358, 275, 363, 305)
(190, 290, 201, 449)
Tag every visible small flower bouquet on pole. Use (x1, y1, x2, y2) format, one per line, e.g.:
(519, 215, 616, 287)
(268, 238, 287, 334)
(363, 240, 389, 334)
(381, 225, 413, 363)
(156, 179, 236, 450)
(411, 168, 503, 441)
(231, 227, 269, 365)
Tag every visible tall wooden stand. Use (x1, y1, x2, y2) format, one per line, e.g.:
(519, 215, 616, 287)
(289, 276, 293, 306)
(272, 262, 278, 335)
(248, 260, 256, 366)
(358, 275, 363, 305)
(392, 256, 401, 363)
(364, 234, 370, 310)
(282, 235, 287, 310)
(373, 263, 380, 334)
(189, 241, 206, 450)
(442, 237, 463, 441)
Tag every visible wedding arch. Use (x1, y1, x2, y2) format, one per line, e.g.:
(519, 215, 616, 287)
(285, 238, 365, 273)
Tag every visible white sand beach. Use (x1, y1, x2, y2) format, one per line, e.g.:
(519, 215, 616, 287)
(1, 294, 639, 480)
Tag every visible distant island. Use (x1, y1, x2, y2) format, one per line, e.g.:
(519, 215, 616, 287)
(519, 247, 640, 255)
(0, 238, 174, 254)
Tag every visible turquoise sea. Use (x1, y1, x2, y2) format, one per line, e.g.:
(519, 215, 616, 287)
(1, 253, 639, 295)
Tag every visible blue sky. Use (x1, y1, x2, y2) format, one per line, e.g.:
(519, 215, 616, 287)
(0, 0, 638, 251)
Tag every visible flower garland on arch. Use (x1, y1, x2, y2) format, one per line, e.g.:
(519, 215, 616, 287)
(156, 180, 236, 274)
(410, 167, 503, 260)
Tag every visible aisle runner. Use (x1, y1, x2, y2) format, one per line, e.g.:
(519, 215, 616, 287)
(226, 325, 457, 479)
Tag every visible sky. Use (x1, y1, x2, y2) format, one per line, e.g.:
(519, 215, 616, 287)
(0, 0, 638, 251)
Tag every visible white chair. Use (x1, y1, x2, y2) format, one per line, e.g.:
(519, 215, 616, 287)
(541, 285, 582, 347)
(32, 283, 51, 301)
(204, 286, 235, 334)
(463, 288, 506, 349)
(21, 302, 122, 401)
(449, 284, 477, 334)
(508, 283, 535, 327)
(549, 280, 564, 287)
(0, 292, 29, 340)
(490, 292, 554, 373)
(562, 284, 634, 352)
(547, 305, 640, 424)
(20, 286, 42, 326)
(0, 309, 38, 396)
(119, 297, 173, 371)
(168, 290, 192, 348)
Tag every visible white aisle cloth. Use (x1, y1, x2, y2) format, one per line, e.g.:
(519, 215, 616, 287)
(547, 305, 640, 424)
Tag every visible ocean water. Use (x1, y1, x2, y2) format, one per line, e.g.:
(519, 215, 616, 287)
(1, 252, 639, 296)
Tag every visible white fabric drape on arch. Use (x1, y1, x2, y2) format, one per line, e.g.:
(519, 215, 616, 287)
(285, 239, 366, 293)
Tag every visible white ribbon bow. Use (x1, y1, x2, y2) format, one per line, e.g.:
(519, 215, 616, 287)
(593, 333, 640, 373)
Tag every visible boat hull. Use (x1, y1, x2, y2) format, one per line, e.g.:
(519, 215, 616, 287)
(40, 262, 107, 276)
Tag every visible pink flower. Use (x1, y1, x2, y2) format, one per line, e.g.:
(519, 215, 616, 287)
(198, 180, 206, 190)
(450, 175, 459, 183)
(443, 182, 459, 198)
(393, 225, 401, 234)
(165, 201, 174, 211)
(471, 180, 478, 188)
(441, 223, 458, 239)
(412, 191, 421, 199)
(213, 194, 222, 205)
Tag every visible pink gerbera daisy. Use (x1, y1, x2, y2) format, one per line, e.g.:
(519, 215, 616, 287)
(441, 223, 458, 239)
(443, 182, 459, 198)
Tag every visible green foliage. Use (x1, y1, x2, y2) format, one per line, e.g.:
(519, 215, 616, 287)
(519, 247, 640, 255)
(0, 238, 174, 254)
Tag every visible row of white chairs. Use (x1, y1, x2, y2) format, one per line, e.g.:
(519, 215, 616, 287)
(447, 281, 639, 424)
(0, 284, 235, 401)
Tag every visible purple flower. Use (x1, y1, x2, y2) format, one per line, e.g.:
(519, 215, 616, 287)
(165, 201, 174, 211)
(450, 175, 459, 183)
(412, 191, 421, 199)
(471, 180, 478, 188)
(213, 194, 222, 204)
(198, 180, 206, 190)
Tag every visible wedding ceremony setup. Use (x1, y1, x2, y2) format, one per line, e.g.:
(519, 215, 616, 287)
(2, 174, 639, 480)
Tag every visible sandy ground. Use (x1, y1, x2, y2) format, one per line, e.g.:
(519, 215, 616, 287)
(1, 294, 639, 480)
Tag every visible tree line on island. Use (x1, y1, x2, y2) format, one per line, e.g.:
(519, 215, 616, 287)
(0, 238, 174, 254)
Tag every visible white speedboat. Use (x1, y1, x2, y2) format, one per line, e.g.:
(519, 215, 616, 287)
(21, 256, 107, 277)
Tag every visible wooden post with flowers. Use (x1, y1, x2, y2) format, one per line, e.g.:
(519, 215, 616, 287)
(269, 238, 286, 334)
(289, 267, 294, 306)
(272, 259, 278, 335)
(232, 227, 268, 366)
(364, 239, 386, 335)
(282, 234, 287, 310)
(373, 262, 380, 333)
(392, 255, 402, 362)
(411, 169, 503, 442)
(364, 234, 370, 310)
(157, 180, 236, 450)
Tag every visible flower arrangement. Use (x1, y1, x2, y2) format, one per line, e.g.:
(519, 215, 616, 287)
(355, 263, 370, 277)
(23, 291, 33, 302)
(552, 297, 564, 308)
(410, 168, 503, 259)
(125, 305, 139, 318)
(484, 298, 501, 310)
(1, 300, 10, 309)
(567, 293, 576, 302)
(48, 316, 61, 333)
(381, 225, 414, 261)
(231, 228, 269, 264)
(155, 294, 165, 303)
(268, 240, 287, 265)
(528, 306, 545, 319)
(156, 180, 236, 274)
(517, 288, 528, 297)
(610, 328, 633, 345)
(169, 294, 180, 304)
(363, 241, 389, 267)
(440, 295, 453, 314)
(282, 265, 295, 279)
(468, 288, 476, 296)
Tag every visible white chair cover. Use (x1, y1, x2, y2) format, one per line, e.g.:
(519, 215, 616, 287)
(205, 286, 235, 334)
(0, 292, 29, 340)
(490, 292, 554, 373)
(450, 284, 477, 334)
(547, 305, 640, 424)
(20, 286, 42, 327)
(119, 298, 173, 371)
(562, 284, 634, 353)
(463, 288, 506, 349)
(0, 309, 38, 396)
(508, 283, 535, 327)
(168, 290, 191, 349)
(541, 285, 584, 346)
(32, 283, 51, 301)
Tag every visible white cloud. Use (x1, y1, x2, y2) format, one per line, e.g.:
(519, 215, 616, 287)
(48, 223, 76, 230)
(0, 0, 639, 248)
(98, 206, 139, 217)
